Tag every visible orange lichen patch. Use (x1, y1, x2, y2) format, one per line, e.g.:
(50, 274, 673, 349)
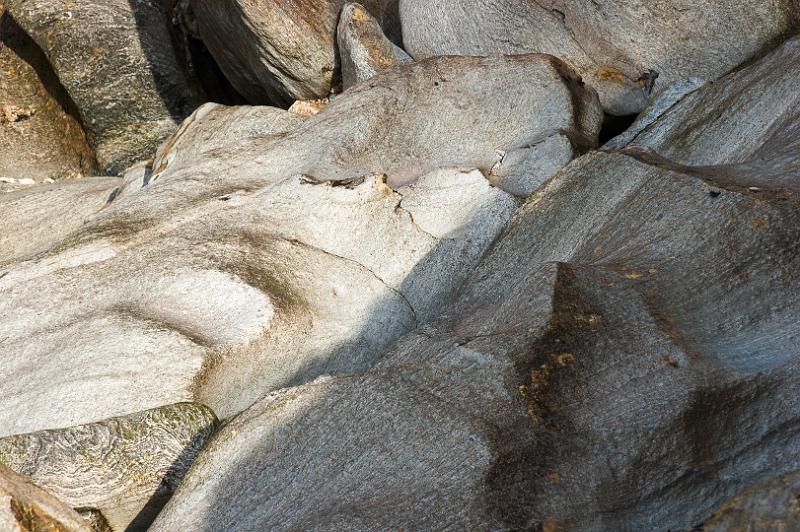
(624, 272, 643, 279)
(574, 313, 602, 326)
(664, 355, 680, 368)
(530, 364, 551, 392)
(751, 216, 768, 229)
(546, 471, 563, 484)
(542, 518, 564, 532)
(518, 384, 528, 397)
(596, 65, 630, 84)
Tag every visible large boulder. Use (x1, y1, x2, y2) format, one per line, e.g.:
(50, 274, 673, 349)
(0, 7, 94, 182)
(399, 0, 800, 115)
(5, 0, 204, 175)
(190, 0, 389, 104)
(0, 403, 217, 531)
(0, 54, 598, 433)
(0, 463, 90, 532)
(151, 36, 800, 531)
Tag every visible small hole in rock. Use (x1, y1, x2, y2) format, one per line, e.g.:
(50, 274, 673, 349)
(709, 190, 721, 198)
(599, 113, 638, 144)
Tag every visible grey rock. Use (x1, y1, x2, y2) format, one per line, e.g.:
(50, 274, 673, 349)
(0, 403, 217, 531)
(190, 0, 388, 104)
(0, 463, 90, 532)
(338, 2, 411, 90)
(0, 7, 95, 182)
(151, 36, 800, 531)
(399, 0, 800, 115)
(0, 177, 121, 265)
(0, 54, 595, 433)
(702, 470, 800, 531)
(5, 0, 203, 175)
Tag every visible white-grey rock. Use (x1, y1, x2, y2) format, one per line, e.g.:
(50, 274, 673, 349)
(0, 54, 596, 433)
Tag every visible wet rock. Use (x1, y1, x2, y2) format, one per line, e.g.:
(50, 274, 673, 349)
(0, 7, 94, 182)
(399, 0, 800, 115)
(338, 2, 410, 90)
(151, 36, 800, 531)
(0, 54, 595, 433)
(0, 463, 90, 532)
(0, 403, 217, 531)
(5, 0, 203, 175)
(702, 470, 800, 531)
(190, 0, 388, 104)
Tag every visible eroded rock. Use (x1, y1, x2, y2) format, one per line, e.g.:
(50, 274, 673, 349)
(151, 35, 800, 532)
(0, 55, 596, 433)
(6, 0, 203, 174)
(399, 0, 800, 115)
(0, 403, 217, 531)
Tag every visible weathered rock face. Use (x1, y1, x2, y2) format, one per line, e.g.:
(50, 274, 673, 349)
(5, 0, 203, 175)
(702, 470, 800, 531)
(0, 463, 90, 532)
(337, 2, 410, 90)
(0, 403, 217, 531)
(190, 0, 387, 104)
(399, 0, 800, 115)
(150, 36, 800, 532)
(0, 7, 94, 182)
(0, 54, 597, 435)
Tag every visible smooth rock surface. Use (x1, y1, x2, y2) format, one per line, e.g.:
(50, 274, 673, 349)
(6, 0, 203, 174)
(0, 403, 217, 531)
(0, 55, 596, 432)
(400, 0, 800, 115)
(0, 463, 90, 532)
(0, 6, 94, 182)
(190, 0, 387, 104)
(152, 35, 800, 532)
(338, 2, 410, 90)
(0, 177, 120, 264)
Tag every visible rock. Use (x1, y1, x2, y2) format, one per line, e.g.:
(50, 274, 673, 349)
(701, 470, 800, 531)
(150, 36, 800, 531)
(0, 403, 217, 531)
(5, 0, 203, 175)
(0, 177, 121, 264)
(399, 0, 800, 115)
(338, 2, 410, 90)
(0, 463, 90, 532)
(0, 7, 94, 182)
(190, 0, 387, 104)
(0, 54, 596, 433)
(288, 98, 329, 117)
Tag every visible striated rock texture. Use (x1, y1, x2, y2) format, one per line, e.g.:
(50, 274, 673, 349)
(399, 0, 800, 115)
(702, 470, 800, 531)
(0, 463, 90, 532)
(151, 36, 800, 531)
(0, 403, 217, 531)
(5, 0, 203, 175)
(337, 2, 410, 90)
(190, 0, 387, 104)
(0, 54, 599, 437)
(0, 6, 94, 182)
